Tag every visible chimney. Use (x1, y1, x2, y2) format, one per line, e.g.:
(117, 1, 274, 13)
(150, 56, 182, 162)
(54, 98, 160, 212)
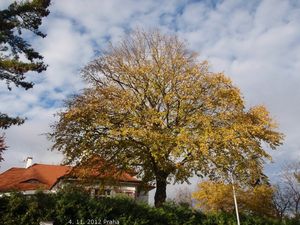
(25, 157, 33, 168)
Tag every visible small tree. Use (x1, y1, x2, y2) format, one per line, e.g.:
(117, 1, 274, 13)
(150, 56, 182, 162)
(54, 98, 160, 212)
(280, 162, 300, 218)
(273, 184, 291, 219)
(193, 181, 235, 213)
(193, 181, 276, 217)
(49, 29, 283, 207)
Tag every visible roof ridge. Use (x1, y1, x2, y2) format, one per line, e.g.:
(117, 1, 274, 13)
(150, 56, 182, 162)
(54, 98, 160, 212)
(32, 163, 70, 167)
(0, 167, 25, 174)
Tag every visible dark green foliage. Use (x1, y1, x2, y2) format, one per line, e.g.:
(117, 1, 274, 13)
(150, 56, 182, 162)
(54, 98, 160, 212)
(0, 188, 297, 225)
(0, 191, 55, 225)
(0, 0, 50, 131)
(53, 186, 92, 223)
(0, 113, 24, 129)
(0, 0, 50, 90)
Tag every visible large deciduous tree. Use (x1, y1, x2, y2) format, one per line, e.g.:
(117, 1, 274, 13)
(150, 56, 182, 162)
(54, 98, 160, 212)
(0, 0, 50, 160)
(49, 29, 283, 207)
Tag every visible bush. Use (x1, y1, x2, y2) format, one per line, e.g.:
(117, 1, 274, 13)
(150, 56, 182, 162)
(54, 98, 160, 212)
(0, 188, 297, 225)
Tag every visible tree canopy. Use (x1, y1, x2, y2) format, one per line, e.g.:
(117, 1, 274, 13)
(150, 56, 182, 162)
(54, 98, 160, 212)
(0, 0, 50, 129)
(49, 29, 284, 207)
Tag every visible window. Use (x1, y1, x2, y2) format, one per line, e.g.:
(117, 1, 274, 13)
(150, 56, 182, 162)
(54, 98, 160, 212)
(94, 188, 111, 197)
(21, 179, 41, 184)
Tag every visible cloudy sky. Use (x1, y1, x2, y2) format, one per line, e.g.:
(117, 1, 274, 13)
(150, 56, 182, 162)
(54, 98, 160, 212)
(1, 0, 300, 200)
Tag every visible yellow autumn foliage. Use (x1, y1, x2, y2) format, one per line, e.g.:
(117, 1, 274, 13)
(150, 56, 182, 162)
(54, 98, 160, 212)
(193, 181, 276, 217)
(49, 29, 284, 206)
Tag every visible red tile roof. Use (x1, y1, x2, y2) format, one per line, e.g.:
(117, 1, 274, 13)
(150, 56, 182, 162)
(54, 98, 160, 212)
(69, 156, 141, 183)
(0, 164, 72, 192)
(0, 162, 142, 192)
(70, 166, 141, 183)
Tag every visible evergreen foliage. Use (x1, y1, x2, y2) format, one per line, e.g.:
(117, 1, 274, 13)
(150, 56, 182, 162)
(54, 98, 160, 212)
(0, 0, 50, 129)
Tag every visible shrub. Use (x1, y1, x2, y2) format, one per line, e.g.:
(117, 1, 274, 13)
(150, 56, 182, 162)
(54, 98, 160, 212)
(0, 188, 297, 225)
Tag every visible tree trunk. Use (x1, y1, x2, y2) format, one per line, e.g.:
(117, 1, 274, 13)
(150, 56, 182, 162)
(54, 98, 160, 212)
(154, 173, 168, 207)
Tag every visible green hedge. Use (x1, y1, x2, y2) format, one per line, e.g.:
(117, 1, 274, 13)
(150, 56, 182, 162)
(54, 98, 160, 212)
(0, 188, 297, 225)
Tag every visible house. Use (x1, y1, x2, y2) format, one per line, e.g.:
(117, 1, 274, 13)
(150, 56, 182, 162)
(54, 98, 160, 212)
(0, 157, 153, 203)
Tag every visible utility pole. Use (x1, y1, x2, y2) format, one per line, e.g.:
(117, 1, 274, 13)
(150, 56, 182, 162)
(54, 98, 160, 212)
(231, 171, 240, 225)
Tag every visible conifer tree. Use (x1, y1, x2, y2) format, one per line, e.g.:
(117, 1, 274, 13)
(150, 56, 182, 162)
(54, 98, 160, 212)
(0, 0, 50, 161)
(0, 0, 50, 128)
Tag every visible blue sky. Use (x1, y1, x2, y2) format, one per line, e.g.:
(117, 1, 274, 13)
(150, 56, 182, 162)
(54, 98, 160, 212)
(1, 0, 300, 199)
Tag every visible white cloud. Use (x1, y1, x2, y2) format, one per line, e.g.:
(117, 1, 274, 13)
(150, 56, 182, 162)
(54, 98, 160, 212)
(1, 106, 64, 171)
(0, 0, 12, 9)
